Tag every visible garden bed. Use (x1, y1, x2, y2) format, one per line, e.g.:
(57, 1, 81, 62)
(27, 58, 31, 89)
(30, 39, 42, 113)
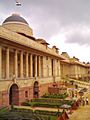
(22, 98, 74, 108)
(42, 93, 68, 99)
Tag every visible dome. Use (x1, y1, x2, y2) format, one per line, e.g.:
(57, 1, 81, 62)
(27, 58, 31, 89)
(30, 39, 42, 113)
(3, 13, 29, 25)
(2, 13, 33, 37)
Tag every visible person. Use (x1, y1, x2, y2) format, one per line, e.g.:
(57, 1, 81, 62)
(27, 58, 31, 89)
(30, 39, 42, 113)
(86, 97, 89, 105)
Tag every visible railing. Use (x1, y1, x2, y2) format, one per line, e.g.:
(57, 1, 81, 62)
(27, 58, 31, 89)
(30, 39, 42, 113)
(62, 74, 90, 81)
(62, 75, 90, 88)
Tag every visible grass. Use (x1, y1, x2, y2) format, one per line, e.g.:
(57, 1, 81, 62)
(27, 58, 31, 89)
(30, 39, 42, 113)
(0, 107, 9, 115)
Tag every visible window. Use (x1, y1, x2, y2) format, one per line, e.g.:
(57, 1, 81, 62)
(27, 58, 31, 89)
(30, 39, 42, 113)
(25, 91, 28, 98)
(46, 56, 48, 60)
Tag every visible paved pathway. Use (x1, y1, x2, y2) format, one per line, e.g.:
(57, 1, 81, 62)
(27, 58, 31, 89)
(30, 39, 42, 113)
(15, 105, 63, 112)
(69, 91, 90, 120)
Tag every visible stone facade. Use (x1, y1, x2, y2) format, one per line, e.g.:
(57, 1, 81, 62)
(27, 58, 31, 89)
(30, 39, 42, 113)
(0, 14, 64, 107)
(61, 52, 90, 81)
(0, 13, 90, 107)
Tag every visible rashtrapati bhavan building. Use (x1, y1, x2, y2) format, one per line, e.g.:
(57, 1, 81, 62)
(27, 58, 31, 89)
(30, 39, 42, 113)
(0, 13, 90, 107)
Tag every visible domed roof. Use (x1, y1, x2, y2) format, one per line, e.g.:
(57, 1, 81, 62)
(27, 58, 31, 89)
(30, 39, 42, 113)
(3, 13, 29, 25)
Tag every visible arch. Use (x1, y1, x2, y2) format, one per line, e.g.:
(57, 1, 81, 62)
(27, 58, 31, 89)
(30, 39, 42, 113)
(33, 81, 39, 98)
(9, 84, 19, 105)
(8, 82, 20, 93)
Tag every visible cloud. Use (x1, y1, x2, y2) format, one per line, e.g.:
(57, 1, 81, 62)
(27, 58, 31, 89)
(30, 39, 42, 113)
(1, 0, 90, 61)
(21, 0, 90, 44)
(1, 0, 90, 37)
(65, 25, 90, 46)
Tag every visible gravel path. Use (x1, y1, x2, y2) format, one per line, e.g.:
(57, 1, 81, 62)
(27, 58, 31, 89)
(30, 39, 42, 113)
(69, 91, 90, 120)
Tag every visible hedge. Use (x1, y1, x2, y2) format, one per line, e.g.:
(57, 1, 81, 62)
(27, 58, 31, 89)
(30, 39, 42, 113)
(34, 110, 62, 116)
(22, 100, 74, 108)
(13, 107, 63, 117)
(31, 98, 74, 105)
(42, 93, 68, 99)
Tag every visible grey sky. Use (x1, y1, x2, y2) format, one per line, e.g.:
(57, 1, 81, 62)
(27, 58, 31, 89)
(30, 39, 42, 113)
(0, 0, 90, 61)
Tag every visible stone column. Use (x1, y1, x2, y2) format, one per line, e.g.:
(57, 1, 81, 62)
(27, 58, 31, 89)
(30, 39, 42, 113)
(59, 61, 61, 77)
(38, 56, 41, 77)
(30, 54, 33, 77)
(0, 46, 2, 79)
(14, 50, 18, 78)
(6, 48, 9, 78)
(41, 56, 43, 77)
(35, 55, 37, 77)
(20, 51, 23, 78)
(26, 52, 28, 77)
(53, 59, 56, 77)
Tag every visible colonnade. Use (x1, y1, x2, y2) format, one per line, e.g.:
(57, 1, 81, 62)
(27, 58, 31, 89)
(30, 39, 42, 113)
(0, 46, 43, 79)
(0, 45, 61, 80)
(0, 46, 2, 79)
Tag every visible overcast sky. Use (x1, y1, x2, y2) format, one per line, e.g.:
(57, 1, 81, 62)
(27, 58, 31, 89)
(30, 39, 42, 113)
(0, 0, 90, 62)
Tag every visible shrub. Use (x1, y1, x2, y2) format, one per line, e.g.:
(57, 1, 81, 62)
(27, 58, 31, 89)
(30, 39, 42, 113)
(22, 99, 74, 108)
(42, 93, 68, 99)
(34, 110, 62, 116)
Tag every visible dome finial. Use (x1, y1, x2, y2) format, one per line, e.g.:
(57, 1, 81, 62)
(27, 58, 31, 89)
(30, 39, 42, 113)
(12, 13, 20, 16)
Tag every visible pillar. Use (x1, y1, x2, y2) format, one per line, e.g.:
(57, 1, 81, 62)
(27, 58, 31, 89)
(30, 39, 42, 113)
(35, 55, 37, 77)
(0, 46, 2, 79)
(38, 56, 41, 77)
(41, 56, 43, 77)
(14, 50, 18, 78)
(26, 52, 28, 77)
(30, 54, 33, 77)
(20, 51, 23, 78)
(6, 48, 9, 78)
(53, 59, 56, 77)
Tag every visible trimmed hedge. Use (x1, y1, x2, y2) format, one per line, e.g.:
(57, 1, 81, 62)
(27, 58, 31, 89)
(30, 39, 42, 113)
(14, 107, 63, 116)
(0, 107, 60, 120)
(32, 98, 72, 103)
(13, 107, 33, 113)
(31, 98, 74, 105)
(22, 99, 74, 108)
(34, 110, 62, 116)
(42, 93, 68, 99)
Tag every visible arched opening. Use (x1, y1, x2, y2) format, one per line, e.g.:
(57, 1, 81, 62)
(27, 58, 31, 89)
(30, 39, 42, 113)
(9, 84, 19, 105)
(33, 81, 39, 98)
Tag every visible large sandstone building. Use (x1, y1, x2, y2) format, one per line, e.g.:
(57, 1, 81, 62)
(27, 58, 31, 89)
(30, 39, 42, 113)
(0, 13, 90, 107)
